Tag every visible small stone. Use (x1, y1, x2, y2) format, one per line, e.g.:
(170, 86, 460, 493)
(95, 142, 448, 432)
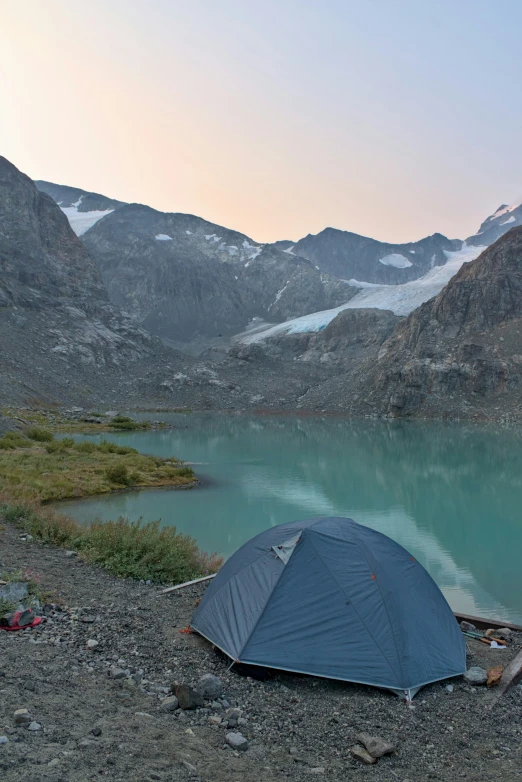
(86, 639, 99, 650)
(464, 667, 488, 686)
(210, 701, 223, 711)
(351, 745, 377, 765)
(445, 684, 454, 693)
(48, 758, 59, 767)
(289, 747, 299, 755)
(0, 736, 9, 745)
(134, 712, 153, 718)
(224, 707, 242, 720)
(225, 731, 248, 751)
(182, 760, 198, 773)
(14, 709, 31, 726)
(356, 732, 395, 758)
(198, 673, 223, 700)
(307, 769, 325, 775)
(460, 621, 477, 633)
(91, 727, 102, 737)
(65, 550, 77, 558)
(159, 696, 179, 712)
(496, 628, 513, 642)
(27, 722, 42, 731)
(176, 684, 204, 710)
(109, 667, 126, 680)
(208, 715, 222, 725)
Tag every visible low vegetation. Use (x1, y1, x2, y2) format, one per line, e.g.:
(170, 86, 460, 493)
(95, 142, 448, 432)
(0, 503, 222, 583)
(0, 430, 195, 503)
(0, 422, 222, 584)
(1, 407, 157, 434)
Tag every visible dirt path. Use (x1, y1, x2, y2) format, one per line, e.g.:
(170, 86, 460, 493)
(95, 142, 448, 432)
(1, 523, 522, 781)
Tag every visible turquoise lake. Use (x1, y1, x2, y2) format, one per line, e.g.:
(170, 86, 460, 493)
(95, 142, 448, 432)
(59, 413, 522, 624)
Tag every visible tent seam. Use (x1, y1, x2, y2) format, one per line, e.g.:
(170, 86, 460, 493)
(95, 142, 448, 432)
(236, 536, 302, 659)
(305, 532, 401, 683)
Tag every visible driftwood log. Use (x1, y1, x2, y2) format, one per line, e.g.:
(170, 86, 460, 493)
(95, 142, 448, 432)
(160, 573, 216, 595)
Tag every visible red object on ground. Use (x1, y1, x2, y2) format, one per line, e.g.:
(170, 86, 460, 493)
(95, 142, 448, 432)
(0, 610, 42, 631)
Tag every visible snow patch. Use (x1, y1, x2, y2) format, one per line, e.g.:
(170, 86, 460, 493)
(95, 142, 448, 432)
(501, 216, 516, 225)
(204, 233, 221, 242)
(227, 246, 238, 256)
(185, 230, 193, 235)
(239, 243, 484, 343)
(283, 246, 295, 255)
(242, 239, 263, 260)
(155, 234, 173, 241)
(61, 206, 114, 236)
(273, 281, 290, 306)
(409, 250, 416, 254)
(379, 253, 412, 268)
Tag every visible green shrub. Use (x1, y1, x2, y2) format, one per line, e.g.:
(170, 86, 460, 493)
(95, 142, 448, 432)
(25, 426, 54, 442)
(76, 517, 219, 583)
(0, 500, 222, 584)
(0, 432, 31, 450)
(105, 463, 131, 486)
(74, 441, 97, 453)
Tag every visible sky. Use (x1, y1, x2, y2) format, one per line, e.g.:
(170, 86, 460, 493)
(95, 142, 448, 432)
(1, 0, 522, 244)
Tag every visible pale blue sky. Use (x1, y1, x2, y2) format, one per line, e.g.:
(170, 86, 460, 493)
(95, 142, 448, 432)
(2, 0, 521, 242)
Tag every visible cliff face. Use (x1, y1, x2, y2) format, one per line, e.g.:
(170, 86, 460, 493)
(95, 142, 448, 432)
(341, 227, 522, 418)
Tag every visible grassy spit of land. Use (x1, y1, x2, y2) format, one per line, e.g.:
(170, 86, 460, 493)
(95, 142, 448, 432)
(0, 413, 222, 585)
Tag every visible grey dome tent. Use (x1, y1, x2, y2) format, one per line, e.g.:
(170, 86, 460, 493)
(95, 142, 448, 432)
(191, 517, 466, 699)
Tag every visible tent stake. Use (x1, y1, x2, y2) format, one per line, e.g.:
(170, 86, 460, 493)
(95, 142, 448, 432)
(159, 573, 217, 595)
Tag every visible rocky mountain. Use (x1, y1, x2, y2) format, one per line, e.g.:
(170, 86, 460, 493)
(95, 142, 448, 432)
(69, 203, 352, 342)
(466, 199, 522, 247)
(272, 229, 462, 284)
(0, 157, 190, 406)
(297, 227, 522, 418)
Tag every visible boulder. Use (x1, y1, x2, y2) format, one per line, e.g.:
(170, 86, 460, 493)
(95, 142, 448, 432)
(198, 673, 223, 700)
(464, 666, 488, 685)
(225, 731, 248, 752)
(176, 684, 204, 710)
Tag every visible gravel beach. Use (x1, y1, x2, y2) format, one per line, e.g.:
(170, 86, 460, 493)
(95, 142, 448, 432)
(1, 523, 521, 782)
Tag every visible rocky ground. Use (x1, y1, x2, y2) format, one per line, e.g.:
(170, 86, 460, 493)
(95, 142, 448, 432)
(1, 525, 522, 782)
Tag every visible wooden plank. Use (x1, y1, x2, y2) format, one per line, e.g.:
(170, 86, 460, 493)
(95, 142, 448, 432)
(453, 612, 522, 632)
(159, 573, 216, 594)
